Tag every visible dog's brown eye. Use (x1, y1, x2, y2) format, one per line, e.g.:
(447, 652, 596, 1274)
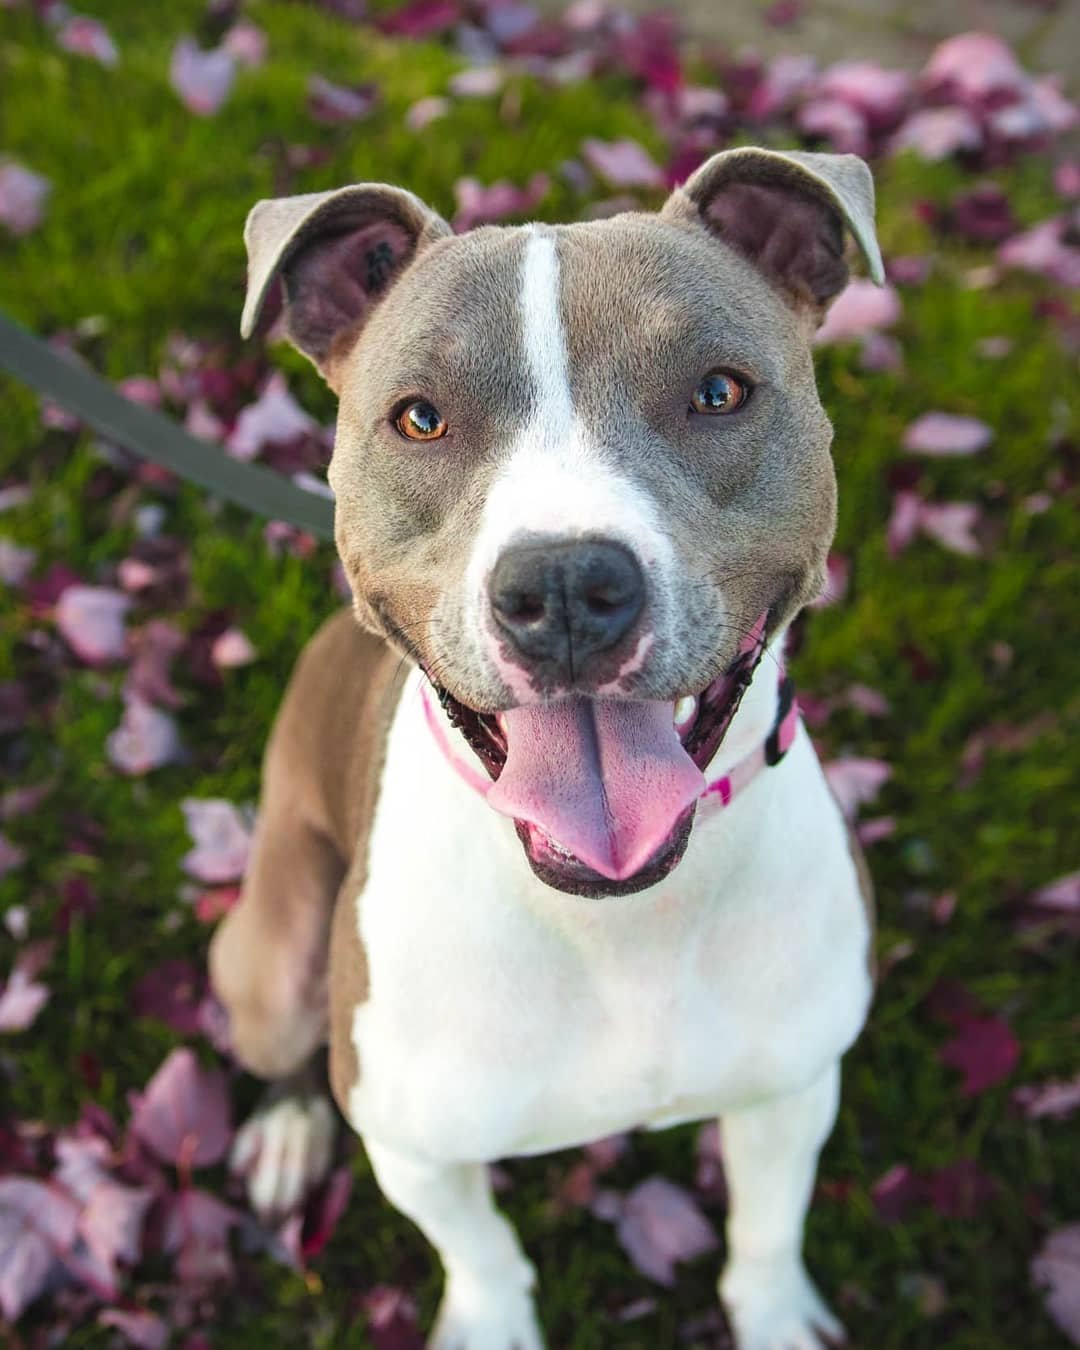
(395, 400, 447, 441)
(690, 371, 749, 415)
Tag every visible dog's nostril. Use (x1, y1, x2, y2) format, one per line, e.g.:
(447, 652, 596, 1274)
(508, 594, 545, 623)
(584, 589, 623, 615)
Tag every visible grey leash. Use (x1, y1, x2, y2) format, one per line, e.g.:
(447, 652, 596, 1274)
(0, 311, 335, 541)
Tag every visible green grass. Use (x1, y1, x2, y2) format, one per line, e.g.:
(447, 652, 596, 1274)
(1, 3, 1077, 1346)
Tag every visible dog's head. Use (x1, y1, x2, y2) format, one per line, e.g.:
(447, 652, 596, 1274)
(241, 148, 883, 899)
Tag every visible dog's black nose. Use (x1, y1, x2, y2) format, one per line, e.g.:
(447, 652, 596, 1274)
(489, 539, 645, 680)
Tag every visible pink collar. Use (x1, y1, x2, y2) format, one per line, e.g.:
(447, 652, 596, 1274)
(420, 675, 801, 819)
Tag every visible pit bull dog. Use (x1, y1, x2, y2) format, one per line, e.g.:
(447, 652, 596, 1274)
(210, 146, 883, 1350)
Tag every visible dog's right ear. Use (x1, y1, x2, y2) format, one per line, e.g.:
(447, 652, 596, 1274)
(240, 185, 452, 390)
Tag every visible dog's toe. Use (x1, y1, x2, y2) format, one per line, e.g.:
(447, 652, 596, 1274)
(428, 1278, 544, 1350)
(231, 1090, 335, 1218)
(721, 1260, 845, 1350)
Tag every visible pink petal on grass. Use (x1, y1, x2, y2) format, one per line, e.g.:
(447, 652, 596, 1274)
(55, 585, 130, 664)
(211, 628, 257, 669)
(814, 280, 901, 345)
(581, 137, 664, 189)
(222, 21, 268, 69)
(902, 413, 993, 456)
(226, 373, 316, 461)
(56, 15, 118, 66)
(817, 60, 911, 126)
(0, 831, 25, 879)
(823, 758, 891, 819)
(1031, 1225, 1080, 1347)
(181, 799, 251, 884)
(0, 162, 51, 236)
(918, 501, 982, 556)
(889, 107, 982, 161)
(106, 697, 183, 775)
(453, 173, 550, 231)
(130, 1048, 231, 1170)
(98, 1310, 170, 1350)
(307, 75, 378, 123)
(126, 619, 186, 709)
(0, 961, 49, 1032)
(923, 32, 1027, 101)
(939, 1015, 1020, 1095)
(169, 38, 236, 117)
(1031, 872, 1080, 912)
(0, 1178, 79, 1321)
(162, 1188, 238, 1284)
(615, 1177, 718, 1287)
(1014, 1073, 1080, 1122)
(999, 218, 1080, 289)
(795, 98, 868, 155)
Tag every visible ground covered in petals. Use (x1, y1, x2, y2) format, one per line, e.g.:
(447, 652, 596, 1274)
(1, 1, 1078, 1347)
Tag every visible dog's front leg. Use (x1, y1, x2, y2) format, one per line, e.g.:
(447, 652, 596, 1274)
(364, 1138, 543, 1350)
(719, 1062, 845, 1350)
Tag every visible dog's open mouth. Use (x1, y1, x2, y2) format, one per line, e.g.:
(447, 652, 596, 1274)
(433, 619, 768, 898)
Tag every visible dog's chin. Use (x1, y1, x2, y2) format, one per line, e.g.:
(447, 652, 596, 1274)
(513, 806, 697, 898)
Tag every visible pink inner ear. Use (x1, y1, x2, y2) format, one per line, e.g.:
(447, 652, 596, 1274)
(284, 220, 412, 365)
(704, 182, 848, 307)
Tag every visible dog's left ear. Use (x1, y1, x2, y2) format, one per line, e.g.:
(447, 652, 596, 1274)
(239, 184, 452, 390)
(662, 147, 884, 316)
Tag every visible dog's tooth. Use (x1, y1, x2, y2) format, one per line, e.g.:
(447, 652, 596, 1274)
(674, 696, 697, 729)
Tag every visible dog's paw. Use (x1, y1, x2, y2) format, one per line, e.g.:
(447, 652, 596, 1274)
(721, 1260, 845, 1350)
(230, 1089, 336, 1218)
(428, 1274, 544, 1350)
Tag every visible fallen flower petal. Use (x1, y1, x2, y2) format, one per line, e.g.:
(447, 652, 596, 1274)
(902, 413, 993, 456)
(917, 501, 982, 556)
(1014, 1073, 1080, 1122)
(1031, 1225, 1080, 1346)
(130, 1048, 232, 1170)
(169, 38, 236, 117)
(0, 832, 26, 880)
(453, 173, 549, 231)
(999, 218, 1080, 289)
(222, 21, 268, 69)
(106, 697, 183, 775)
(98, 1309, 170, 1350)
(923, 31, 1027, 101)
(181, 799, 251, 884)
(307, 75, 378, 123)
(823, 757, 892, 819)
(814, 280, 901, 345)
(889, 107, 982, 161)
(1031, 872, 1080, 912)
(615, 1177, 718, 1287)
(211, 628, 257, 669)
(226, 373, 316, 462)
(581, 137, 664, 189)
(0, 161, 52, 236)
(0, 1178, 79, 1320)
(0, 961, 49, 1032)
(939, 1015, 1020, 1095)
(55, 585, 130, 664)
(56, 14, 118, 67)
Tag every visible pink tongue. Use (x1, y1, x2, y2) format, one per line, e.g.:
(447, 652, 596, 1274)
(487, 699, 705, 881)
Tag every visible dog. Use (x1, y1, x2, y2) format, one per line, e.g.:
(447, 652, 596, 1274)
(209, 146, 883, 1350)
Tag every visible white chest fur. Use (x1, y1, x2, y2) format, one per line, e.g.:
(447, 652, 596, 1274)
(344, 669, 872, 1164)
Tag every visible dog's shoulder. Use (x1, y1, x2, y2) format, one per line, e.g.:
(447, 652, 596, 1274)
(266, 609, 408, 861)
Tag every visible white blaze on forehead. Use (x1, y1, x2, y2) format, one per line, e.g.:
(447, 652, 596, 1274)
(519, 227, 574, 447)
(459, 225, 677, 689)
